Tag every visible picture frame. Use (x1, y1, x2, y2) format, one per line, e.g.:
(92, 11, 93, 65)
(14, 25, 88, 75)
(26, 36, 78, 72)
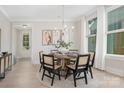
(42, 30, 53, 45)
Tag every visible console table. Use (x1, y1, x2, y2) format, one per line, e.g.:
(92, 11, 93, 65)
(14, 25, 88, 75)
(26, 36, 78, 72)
(0, 53, 12, 79)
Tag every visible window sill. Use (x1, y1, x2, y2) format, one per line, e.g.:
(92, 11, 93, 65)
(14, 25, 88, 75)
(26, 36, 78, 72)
(105, 54, 124, 61)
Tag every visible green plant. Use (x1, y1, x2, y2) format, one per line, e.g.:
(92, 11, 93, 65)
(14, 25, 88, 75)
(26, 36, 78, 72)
(56, 40, 73, 49)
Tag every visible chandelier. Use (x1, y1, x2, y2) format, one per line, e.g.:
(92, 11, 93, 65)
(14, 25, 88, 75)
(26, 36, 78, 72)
(54, 5, 75, 31)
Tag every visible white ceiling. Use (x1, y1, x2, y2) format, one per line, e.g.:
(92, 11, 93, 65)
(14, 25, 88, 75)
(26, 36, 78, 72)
(0, 5, 97, 22)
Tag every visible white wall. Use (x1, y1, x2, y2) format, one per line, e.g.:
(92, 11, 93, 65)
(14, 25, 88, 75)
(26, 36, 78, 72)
(105, 55, 124, 77)
(0, 10, 11, 53)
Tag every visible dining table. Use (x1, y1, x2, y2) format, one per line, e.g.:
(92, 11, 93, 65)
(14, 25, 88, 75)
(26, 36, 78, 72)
(53, 53, 77, 76)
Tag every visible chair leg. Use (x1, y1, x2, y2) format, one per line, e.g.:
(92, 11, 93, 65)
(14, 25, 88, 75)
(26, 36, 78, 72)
(39, 65, 42, 72)
(84, 71, 88, 84)
(87, 70, 88, 74)
(41, 69, 45, 80)
(65, 69, 69, 80)
(48, 71, 51, 76)
(73, 71, 77, 87)
(89, 67, 93, 78)
(51, 74, 55, 86)
(58, 69, 61, 80)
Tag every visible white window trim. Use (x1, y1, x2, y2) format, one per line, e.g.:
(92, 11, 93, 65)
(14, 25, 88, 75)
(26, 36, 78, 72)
(105, 5, 122, 13)
(106, 54, 124, 60)
(87, 34, 96, 38)
(107, 28, 124, 34)
(106, 5, 124, 56)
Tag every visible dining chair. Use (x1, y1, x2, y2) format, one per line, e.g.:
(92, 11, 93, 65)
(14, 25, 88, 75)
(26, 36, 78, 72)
(51, 49, 61, 65)
(51, 49, 58, 53)
(88, 51, 95, 78)
(69, 49, 78, 52)
(42, 54, 62, 86)
(65, 54, 90, 87)
(69, 49, 79, 65)
(39, 51, 43, 72)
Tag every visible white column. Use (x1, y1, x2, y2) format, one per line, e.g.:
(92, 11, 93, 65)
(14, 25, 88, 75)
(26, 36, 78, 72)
(80, 16, 88, 54)
(95, 6, 106, 70)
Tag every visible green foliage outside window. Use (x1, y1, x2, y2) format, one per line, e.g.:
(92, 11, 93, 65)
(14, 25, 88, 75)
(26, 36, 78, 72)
(23, 34, 30, 50)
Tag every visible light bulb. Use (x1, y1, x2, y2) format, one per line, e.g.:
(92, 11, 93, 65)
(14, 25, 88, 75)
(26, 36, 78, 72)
(23, 25, 27, 28)
(72, 26, 75, 29)
(64, 25, 67, 28)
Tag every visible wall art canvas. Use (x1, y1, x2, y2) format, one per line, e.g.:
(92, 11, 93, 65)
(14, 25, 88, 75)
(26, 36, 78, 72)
(42, 30, 52, 45)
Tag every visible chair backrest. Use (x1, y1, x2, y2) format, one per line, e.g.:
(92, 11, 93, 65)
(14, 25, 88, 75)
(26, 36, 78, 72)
(69, 49, 78, 53)
(89, 51, 95, 66)
(51, 50, 58, 54)
(68, 49, 79, 57)
(39, 51, 43, 64)
(42, 54, 54, 69)
(75, 54, 90, 70)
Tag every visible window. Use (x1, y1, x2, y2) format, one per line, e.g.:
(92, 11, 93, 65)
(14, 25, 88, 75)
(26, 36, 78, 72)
(87, 17, 97, 52)
(107, 6, 124, 55)
(23, 33, 30, 50)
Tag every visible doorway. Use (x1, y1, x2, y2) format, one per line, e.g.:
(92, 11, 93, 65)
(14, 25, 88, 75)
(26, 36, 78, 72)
(13, 25, 32, 62)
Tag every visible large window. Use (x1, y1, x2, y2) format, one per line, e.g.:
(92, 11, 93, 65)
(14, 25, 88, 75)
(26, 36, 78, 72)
(88, 17, 97, 52)
(107, 6, 124, 55)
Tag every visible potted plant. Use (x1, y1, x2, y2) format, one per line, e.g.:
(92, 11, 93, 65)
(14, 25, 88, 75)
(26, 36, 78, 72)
(55, 40, 73, 53)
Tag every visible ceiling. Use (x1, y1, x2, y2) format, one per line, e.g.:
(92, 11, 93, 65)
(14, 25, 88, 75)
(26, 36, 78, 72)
(0, 5, 97, 22)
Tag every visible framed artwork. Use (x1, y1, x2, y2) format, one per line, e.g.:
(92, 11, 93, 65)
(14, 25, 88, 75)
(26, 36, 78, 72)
(52, 30, 62, 44)
(42, 30, 52, 45)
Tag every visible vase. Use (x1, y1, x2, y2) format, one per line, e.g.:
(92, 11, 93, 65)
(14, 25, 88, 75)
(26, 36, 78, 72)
(59, 48, 69, 54)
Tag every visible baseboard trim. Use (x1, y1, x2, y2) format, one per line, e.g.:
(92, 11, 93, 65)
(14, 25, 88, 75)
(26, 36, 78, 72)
(105, 66, 124, 77)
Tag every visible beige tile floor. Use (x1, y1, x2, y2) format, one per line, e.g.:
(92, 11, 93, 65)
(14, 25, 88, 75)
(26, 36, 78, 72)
(0, 58, 124, 88)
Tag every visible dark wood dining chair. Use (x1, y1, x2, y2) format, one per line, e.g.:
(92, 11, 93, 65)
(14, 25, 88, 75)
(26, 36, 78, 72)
(65, 54, 90, 87)
(69, 49, 79, 65)
(69, 49, 78, 52)
(42, 54, 62, 86)
(88, 51, 95, 78)
(39, 51, 43, 72)
(51, 49, 61, 65)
